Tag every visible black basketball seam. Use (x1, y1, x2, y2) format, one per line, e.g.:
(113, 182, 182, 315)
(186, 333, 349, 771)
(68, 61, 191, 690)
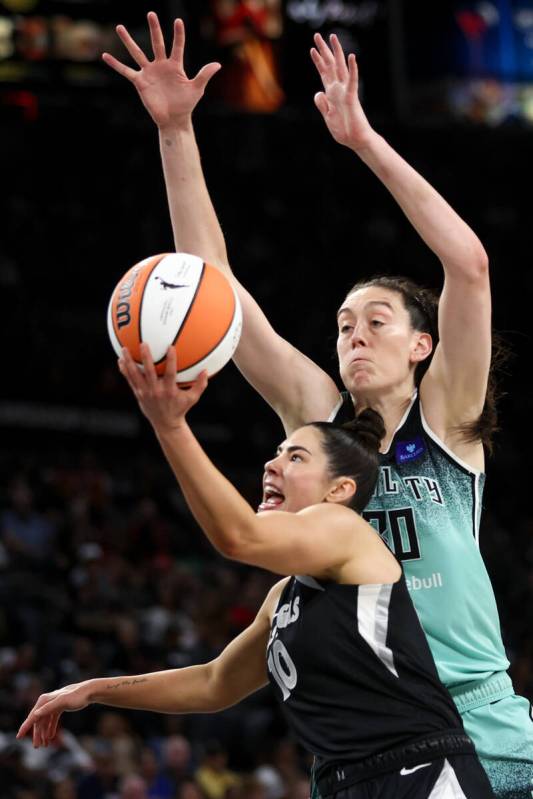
(138, 255, 171, 352)
(153, 261, 206, 366)
(177, 289, 238, 373)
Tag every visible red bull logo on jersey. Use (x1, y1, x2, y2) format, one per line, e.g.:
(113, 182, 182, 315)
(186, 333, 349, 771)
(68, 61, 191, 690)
(405, 572, 443, 591)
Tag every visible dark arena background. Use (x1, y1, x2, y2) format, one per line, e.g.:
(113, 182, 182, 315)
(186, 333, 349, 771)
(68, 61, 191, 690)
(1, 1, 532, 798)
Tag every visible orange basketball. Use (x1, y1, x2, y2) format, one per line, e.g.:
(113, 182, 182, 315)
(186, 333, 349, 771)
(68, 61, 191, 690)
(107, 253, 242, 383)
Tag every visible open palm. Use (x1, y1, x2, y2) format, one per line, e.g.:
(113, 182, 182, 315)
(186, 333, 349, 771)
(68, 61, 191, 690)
(310, 33, 372, 150)
(102, 12, 220, 129)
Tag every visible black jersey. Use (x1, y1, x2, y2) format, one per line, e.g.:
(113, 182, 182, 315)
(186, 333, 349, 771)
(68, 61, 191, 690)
(266, 573, 471, 773)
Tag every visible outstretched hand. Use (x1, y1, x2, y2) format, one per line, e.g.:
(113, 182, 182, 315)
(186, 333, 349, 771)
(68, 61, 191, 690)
(17, 682, 91, 748)
(310, 33, 373, 150)
(118, 344, 209, 433)
(102, 11, 220, 129)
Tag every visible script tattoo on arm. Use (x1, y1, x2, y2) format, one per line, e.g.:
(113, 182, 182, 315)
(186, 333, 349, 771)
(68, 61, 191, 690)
(105, 677, 149, 691)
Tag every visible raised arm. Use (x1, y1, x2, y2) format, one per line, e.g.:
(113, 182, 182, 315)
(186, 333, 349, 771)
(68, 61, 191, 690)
(103, 13, 225, 266)
(117, 345, 373, 578)
(103, 13, 340, 433)
(17, 580, 281, 748)
(311, 35, 491, 444)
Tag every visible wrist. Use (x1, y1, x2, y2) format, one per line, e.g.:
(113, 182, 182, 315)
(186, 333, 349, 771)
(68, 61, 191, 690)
(349, 127, 381, 157)
(153, 418, 190, 441)
(158, 116, 194, 137)
(86, 678, 104, 704)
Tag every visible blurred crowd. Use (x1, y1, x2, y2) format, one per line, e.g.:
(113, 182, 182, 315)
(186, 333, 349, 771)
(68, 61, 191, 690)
(0, 455, 315, 799)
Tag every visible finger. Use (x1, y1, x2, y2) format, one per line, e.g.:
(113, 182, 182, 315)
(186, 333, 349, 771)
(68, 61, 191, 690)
(147, 11, 166, 60)
(33, 721, 38, 748)
(347, 52, 358, 95)
(330, 34, 348, 81)
(17, 714, 35, 739)
(118, 356, 138, 394)
(163, 346, 178, 389)
(34, 695, 68, 721)
(193, 62, 221, 92)
(313, 33, 336, 81)
(40, 719, 50, 748)
(139, 342, 159, 390)
(101, 52, 138, 82)
(49, 713, 61, 741)
(37, 719, 46, 748)
(45, 711, 57, 742)
(170, 18, 185, 71)
(310, 47, 329, 84)
(314, 91, 329, 118)
(120, 349, 145, 393)
(115, 24, 150, 69)
(186, 370, 209, 404)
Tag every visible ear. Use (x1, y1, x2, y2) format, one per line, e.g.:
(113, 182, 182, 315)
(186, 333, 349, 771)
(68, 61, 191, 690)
(410, 332, 432, 364)
(325, 477, 357, 505)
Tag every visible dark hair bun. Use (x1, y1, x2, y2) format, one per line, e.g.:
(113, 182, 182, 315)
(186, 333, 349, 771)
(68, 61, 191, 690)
(343, 408, 385, 453)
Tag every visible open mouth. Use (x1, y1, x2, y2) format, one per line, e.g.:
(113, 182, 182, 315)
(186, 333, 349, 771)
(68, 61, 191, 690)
(257, 487, 285, 512)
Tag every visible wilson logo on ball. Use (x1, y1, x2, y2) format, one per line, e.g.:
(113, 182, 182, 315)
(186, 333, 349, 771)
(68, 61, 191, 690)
(107, 253, 242, 384)
(115, 264, 144, 329)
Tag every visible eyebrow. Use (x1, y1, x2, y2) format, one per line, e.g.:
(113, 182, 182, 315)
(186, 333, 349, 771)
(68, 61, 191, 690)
(337, 300, 394, 319)
(276, 444, 312, 456)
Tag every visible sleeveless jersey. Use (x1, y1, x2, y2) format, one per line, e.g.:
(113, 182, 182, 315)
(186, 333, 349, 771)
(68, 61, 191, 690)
(266, 573, 468, 765)
(331, 391, 509, 689)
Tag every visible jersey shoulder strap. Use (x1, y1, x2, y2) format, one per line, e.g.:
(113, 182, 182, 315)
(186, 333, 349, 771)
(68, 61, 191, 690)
(330, 391, 355, 425)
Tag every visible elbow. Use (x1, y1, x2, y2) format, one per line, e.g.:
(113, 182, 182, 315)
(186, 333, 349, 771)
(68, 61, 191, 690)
(204, 661, 238, 714)
(216, 524, 256, 563)
(472, 246, 489, 279)
(202, 663, 225, 713)
(446, 243, 489, 284)
(218, 538, 251, 563)
(466, 232, 490, 279)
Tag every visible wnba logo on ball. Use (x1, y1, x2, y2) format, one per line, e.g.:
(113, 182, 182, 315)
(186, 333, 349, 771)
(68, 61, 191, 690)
(115, 265, 144, 329)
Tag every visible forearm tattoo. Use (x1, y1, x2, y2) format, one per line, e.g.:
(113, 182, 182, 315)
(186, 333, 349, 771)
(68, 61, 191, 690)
(105, 677, 148, 691)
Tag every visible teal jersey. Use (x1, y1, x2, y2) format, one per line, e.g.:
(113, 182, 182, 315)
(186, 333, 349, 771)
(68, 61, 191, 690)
(332, 391, 509, 689)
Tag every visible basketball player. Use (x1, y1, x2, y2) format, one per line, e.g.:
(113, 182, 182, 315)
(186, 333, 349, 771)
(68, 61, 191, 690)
(102, 14, 533, 796)
(18, 346, 495, 798)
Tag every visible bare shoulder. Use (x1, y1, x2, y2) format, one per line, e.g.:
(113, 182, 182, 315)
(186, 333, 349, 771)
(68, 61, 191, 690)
(263, 577, 291, 625)
(298, 502, 367, 536)
(298, 502, 356, 524)
(300, 505, 401, 585)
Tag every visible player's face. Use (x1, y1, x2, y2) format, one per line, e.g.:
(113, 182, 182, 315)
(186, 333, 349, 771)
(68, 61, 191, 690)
(336, 286, 429, 399)
(258, 426, 333, 514)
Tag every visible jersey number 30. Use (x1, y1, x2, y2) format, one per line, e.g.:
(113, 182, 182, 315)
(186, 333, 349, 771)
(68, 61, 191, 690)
(363, 508, 421, 562)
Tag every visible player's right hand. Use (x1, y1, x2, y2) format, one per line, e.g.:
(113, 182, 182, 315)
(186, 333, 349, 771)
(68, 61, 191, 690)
(16, 681, 93, 748)
(118, 344, 209, 434)
(102, 12, 220, 129)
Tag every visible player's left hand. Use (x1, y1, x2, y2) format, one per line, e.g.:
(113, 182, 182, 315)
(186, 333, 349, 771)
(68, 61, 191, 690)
(310, 33, 373, 151)
(119, 344, 208, 432)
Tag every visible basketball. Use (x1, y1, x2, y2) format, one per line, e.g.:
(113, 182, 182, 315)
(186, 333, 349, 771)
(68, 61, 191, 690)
(107, 253, 242, 383)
